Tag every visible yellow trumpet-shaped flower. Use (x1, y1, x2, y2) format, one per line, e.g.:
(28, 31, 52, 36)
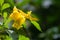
(9, 6, 38, 30)
(9, 6, 25, 30)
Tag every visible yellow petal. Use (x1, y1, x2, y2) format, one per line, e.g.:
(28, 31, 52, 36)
(13, 6, 18, 12)
(30, 17, 38, 21)
(18, 10, 26, 17)
(26, 11, 38, 21)
(12, 14, 25, 30)
(27, 11, 32, 15)
(10, 11, 21, 21)
(12, 22, 22, 30)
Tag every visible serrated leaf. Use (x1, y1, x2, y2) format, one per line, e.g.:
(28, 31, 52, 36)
(0, 0, 4, 6)
(31, 21, 42, 31)
(1, 3, 10, 10)
(19, 35, 30, 40)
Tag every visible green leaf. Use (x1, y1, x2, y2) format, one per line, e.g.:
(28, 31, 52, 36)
(4, 18, 11, 28)
(3, 12, 7, 24)
(31, 21, 42, 31)
(19, 35, 30, 40)
(0, 0, 4, 6)
(5, 35, 12, 40)
(1, 3, 10, 10)
(3, 12, 7, 19)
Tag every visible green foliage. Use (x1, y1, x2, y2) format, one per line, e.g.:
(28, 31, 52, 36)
(6, 30, 18, 40)
(31, 21, 42, 31)
(6, 0, 14, 6)
(0, 13, 2, 16)
(0, 26, 3, 30)
(4, 18, 11, 28)
(3, 12, 7, 19)
(0, 0, 4, 6)
(1, 3, 10, 11)
(3, 12, 7, 22)
(5, 35, 12, 40)
(16, 0, 30, 7)
(19, 35, 30, 40)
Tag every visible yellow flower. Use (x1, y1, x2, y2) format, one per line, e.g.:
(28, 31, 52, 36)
(9, 6, 38, 30)
(9, 6, 25, 30)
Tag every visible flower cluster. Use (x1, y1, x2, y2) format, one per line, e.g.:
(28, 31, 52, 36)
(9, 6, 38, 30)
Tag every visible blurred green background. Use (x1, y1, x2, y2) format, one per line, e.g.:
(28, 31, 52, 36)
(0, 0, 60, 40)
